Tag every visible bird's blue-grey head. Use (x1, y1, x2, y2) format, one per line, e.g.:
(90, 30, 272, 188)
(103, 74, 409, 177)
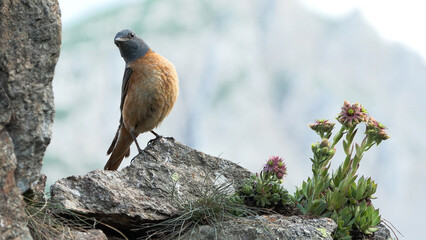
(114, 29, 150, 63)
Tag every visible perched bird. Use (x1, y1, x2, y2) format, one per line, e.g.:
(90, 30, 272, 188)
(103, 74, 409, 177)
(104, 29, 179, 170)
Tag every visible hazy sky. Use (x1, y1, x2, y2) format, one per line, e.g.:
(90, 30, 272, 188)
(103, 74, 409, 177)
(58, 0, 426, 61)
(301, 0, 426, 60)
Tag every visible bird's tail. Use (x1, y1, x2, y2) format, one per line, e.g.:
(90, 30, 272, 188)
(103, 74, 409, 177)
(107, 124, 131, 157)
(104, 126, 133, 170)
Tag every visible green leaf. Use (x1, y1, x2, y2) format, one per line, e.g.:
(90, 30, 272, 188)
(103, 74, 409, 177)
(355, 176, 367, 200)
(297, 203, 307, 215)
(310, 199, 327, 215)
(343, 140, 349, 154)
(348, 128, 358, 143)
(355, 143, 362, 156)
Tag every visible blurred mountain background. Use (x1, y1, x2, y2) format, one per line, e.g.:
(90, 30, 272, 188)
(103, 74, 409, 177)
(45, 0, 425, 238)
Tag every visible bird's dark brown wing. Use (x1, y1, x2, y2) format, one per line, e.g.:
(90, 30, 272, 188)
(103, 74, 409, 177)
(120, 67, 133, 113)
(107, 67, 133, 156)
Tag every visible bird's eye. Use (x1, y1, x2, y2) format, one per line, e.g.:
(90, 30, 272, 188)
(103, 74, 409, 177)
(128, 32, 135, 38)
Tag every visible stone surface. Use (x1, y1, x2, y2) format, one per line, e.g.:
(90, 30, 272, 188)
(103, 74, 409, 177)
(0, 126, 32, 239)
(0, 0, 61, 193)
(69, 229, 108, 240)
(184, 217, 392, 240)
(183, 215, 337, 240)
(50, 138, 251, 231)
(373, 223, 392, 240)
(0, 0, 61, 239)
(32, 174, 47, 195)
(184, 216, 393, 240)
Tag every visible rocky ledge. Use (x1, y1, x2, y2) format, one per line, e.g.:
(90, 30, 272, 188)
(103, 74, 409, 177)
(50, 138, 391, 239)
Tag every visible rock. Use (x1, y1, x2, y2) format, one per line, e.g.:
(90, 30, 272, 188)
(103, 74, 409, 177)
(68, 229, 108, 240)
(373, 223, 392, 240)
(31, 174, 47, 195)
(182, 215, 394, 240)
(0, 0, 61, 238)
(50, 138, 394, 239)
(0, 126, 32, 239)
(183, 215, 337, 240)
(48, 229, 107, 240)
(50, 138, 251, 232)
(0, 0, 61, 194)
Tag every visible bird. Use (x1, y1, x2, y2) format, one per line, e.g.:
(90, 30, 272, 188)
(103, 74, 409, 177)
(104, 29, 179, 170)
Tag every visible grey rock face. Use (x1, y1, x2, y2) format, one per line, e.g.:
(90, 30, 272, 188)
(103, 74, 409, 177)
(68, 229, 108, 240)
(183, 215, 337, 240)
(184, 216, 392, 240)
(0, 0, 61, 193)
(373, 223, 393, 240)
(50, 138, 251, 230)
(0, 126, 32, 239)
(0, 0, 61, 238)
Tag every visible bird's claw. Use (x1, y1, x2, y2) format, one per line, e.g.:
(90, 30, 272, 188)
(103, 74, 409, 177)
(147, 135, 162, 146)
(132, 149, 157, 163)
(164, 136, 175, 142)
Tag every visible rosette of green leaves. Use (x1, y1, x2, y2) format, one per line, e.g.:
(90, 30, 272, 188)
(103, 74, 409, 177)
(353, 201, 381, 234)
(294, 178, 329, 216)
(331, 206, 355, 240)
(236, 172, 290, 208)
(348, 176, 377, 203)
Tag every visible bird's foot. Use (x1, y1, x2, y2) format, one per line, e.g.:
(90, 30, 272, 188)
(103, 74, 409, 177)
(147, 136, 162, 146)
(164, 136, 175, 142)
(147, 131, 175, 145)
(147, 131, 163, 146)
(132, 149, 158, 163)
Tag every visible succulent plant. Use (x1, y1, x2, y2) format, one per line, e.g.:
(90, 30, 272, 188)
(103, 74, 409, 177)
(353, 201, 381, 234)
(295, 101, 389, 239)
(235, 157, 290, 208)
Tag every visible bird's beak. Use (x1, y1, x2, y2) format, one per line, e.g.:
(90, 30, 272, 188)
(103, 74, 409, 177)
(114, 37, 126, 44)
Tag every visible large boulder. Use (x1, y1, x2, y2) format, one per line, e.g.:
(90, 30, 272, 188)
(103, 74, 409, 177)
(0, 127, 32, 239)
(0, 0, 61, 238)
(184, 217, 391, 240)
(50, 138, 251, 231)
(183, 215, 337, 240)
(51, 138, 392, 239)
(0, 0, 61, 193)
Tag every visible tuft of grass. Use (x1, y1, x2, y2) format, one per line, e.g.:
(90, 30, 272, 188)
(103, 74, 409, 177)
(24, 191, 127, 240)
(136, 175, 256, 240)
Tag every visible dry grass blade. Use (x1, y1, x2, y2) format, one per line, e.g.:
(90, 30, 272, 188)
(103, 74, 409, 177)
(381, 218, 403, 240)
(25, 194, 77, 240)
(134, 174, 257, 240)
(24, 192, 127, 240)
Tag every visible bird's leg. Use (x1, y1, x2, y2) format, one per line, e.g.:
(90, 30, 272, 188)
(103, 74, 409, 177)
(151, 130, 161, 138)
(147, 130, 163, 145)
(129, 129, 157, 161)
(129, 130, 143, 153)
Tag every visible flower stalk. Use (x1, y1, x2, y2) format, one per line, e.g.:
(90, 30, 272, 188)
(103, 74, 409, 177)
(295, 101, 389, 239)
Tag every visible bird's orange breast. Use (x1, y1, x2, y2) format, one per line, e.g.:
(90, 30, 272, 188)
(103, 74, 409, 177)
(122, 50, 179, 134)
